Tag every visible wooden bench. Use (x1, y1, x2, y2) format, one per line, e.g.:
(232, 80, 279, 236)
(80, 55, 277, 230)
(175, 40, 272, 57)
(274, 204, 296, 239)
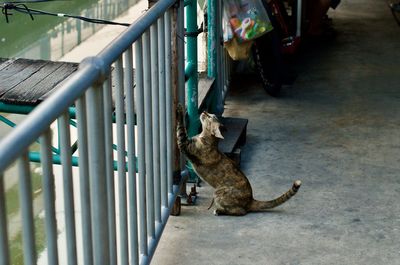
(0, 58, 78, 106)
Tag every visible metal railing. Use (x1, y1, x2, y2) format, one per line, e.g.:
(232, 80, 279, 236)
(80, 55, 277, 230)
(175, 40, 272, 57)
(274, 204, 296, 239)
(0, 0, 185, 264)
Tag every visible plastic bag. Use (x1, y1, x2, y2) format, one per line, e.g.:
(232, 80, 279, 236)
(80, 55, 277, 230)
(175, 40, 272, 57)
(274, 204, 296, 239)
(224, 38, 253, 60)
(223, 0, 274, 43)
(223, 3, 234, 43)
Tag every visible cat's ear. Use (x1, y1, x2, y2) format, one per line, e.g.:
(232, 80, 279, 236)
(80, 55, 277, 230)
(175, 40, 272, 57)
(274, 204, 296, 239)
(212, 123, 224, 139)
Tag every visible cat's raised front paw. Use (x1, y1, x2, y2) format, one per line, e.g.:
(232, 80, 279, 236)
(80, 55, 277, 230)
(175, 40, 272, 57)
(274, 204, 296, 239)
(176, 103, 184, 121)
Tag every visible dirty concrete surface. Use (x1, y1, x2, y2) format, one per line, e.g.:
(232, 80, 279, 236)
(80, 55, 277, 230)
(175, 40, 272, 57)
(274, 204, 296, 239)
(152, 0, 400, 264)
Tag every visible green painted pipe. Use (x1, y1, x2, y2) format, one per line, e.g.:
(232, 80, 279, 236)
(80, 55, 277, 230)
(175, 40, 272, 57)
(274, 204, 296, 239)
(0, 102, 77, 118)
(29, 152, 80, 167)
(207, 0, 224, 115)
(207, 0, 217, 78)
(184, 0, 202, 183)
(185, 0, 200, 137)
(184, 62, 197, 81)
(0, 114, 18, 128)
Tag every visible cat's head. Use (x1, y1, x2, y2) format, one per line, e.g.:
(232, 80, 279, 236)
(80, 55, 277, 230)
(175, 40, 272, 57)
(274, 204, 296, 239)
(200, 111, 224, 139)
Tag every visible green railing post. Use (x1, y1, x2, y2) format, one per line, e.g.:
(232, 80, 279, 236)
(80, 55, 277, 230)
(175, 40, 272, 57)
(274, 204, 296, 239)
(184, 0, 201, 183)
(207, 0, 217, 78)
(207, 0, 224, 115)
(185, 0, 200, 137)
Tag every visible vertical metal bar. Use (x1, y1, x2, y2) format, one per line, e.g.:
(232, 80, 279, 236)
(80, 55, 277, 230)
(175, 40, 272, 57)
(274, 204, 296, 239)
(115, 55, 129, 265)
(124, 46, 139, 265)
(296, 0, 302, 37)
(135, 38, 148, 256)
(165, 9, 173, 197)
(216, 0, 224, 114)
(40, 130, 59, 265)
(177, 0, 187, 182)
(143, 30, 155, 239)
(18, 152, 36, 265)
(151, 22, 162, 223)
(178, 1, 186, 105)
(103, 77, 117, 265)
(172, 0, 187, 184)
(76, 95, 93, 265)
(86, 84, 109, 265)
(207, 0, 217, 78)
(159, 15, 168, 209)
(59, 112, 78, 265)
(186, 0, 200, 137)
(225, 49, 230, 98)
(224, 52, 227, 92)
(207, 0, 224, 114)
(0, 172, 10, 265)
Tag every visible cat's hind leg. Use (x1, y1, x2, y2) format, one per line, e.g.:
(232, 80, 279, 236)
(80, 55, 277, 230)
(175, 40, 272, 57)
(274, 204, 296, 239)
(214, 206, 247, 216)
(213, 187, 248, 216)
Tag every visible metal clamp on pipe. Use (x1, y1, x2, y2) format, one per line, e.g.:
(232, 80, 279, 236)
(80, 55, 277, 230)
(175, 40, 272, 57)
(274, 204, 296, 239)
(184, 22, 204, 37)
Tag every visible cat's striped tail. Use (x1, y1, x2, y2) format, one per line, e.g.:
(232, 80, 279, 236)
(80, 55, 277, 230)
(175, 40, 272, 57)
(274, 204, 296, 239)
(248, 180, 302, 212)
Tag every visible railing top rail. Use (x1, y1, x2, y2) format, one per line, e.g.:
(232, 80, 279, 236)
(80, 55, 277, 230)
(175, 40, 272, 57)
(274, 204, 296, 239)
(0, 0, 177, 172)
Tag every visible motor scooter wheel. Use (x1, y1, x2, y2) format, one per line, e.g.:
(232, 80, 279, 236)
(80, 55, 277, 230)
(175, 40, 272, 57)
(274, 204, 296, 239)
(252, 36, 282, 97)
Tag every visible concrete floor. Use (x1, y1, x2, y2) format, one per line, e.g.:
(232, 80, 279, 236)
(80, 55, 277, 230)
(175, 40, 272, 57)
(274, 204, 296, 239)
(152, 0, 400, 264)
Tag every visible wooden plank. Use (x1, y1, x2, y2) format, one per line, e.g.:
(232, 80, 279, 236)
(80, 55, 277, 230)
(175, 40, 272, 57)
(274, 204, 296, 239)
(1, 61, 64, 105)
(35, 62, 78, 103)
(198, 76, 214, 109)
(41, 65, 133, 107)
(0, 59, 48, 97)
(0, 58, 16, 72)
(218, 117, 248, 154)
(0, 59, 133, 108)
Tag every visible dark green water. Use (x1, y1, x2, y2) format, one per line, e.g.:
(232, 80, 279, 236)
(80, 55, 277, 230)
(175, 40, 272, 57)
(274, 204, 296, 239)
(0, 0, 136, 60)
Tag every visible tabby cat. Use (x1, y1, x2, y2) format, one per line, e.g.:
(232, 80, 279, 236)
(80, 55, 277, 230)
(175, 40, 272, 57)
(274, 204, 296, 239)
(176, 104, 301, 216)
